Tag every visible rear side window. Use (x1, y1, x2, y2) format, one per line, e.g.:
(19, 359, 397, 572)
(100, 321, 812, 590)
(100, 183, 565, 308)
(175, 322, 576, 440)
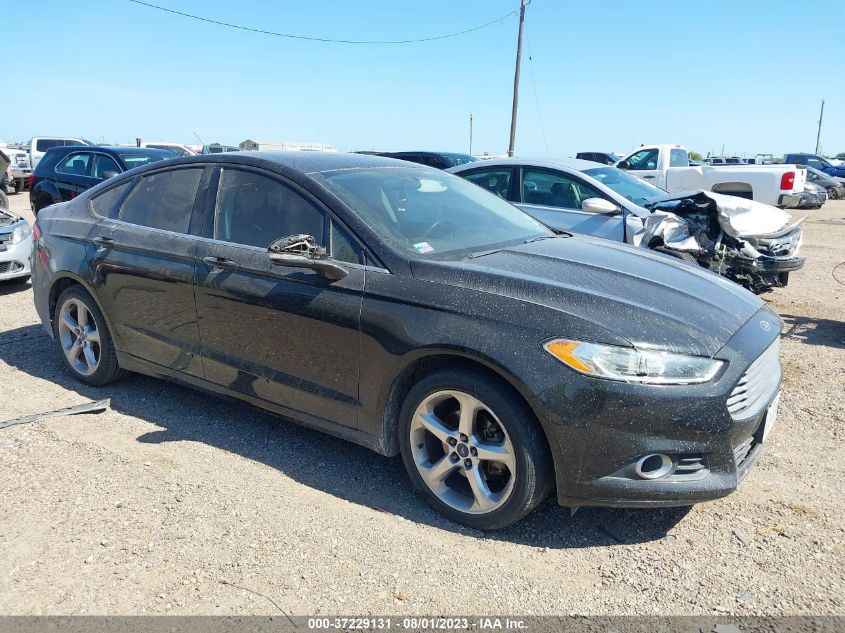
(90, 181, 134, 218)
(118, 168, 202, 233)
(56, 153, 93, 176)
(669, 149, 689, 167)
(36, 139, 60, 152)
(462, 168, 512, 200)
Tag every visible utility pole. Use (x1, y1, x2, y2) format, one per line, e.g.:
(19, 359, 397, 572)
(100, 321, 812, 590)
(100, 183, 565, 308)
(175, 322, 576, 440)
(508, 0, 529, 157)
(815, 99, 825, 155)
(469, 112, 474, 155)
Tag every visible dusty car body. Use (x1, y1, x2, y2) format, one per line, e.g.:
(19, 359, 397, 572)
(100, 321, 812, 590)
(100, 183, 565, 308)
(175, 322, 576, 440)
(449, 158, 805, 293)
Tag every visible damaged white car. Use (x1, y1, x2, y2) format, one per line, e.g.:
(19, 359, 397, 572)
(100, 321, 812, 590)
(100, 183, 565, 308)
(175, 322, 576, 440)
(449, 158, 805, 293)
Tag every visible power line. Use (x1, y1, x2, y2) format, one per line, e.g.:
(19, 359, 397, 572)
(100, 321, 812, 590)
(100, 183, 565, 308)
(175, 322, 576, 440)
(127, 0, 519, 44)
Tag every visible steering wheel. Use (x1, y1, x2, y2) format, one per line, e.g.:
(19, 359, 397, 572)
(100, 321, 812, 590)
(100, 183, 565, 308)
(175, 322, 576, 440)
(422, 220, 457, 239)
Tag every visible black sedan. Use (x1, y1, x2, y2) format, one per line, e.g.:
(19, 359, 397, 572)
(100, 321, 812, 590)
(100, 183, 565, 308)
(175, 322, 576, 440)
(30, 152, 783, 529)
(29, 145, 175, 214)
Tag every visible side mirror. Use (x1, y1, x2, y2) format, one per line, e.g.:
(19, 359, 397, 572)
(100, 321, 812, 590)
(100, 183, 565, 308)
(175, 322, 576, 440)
(616, 160, 630, 170)
(101, 171, 119, 179)
(267, 234, 348, 281)
(581, 198, 619, 214)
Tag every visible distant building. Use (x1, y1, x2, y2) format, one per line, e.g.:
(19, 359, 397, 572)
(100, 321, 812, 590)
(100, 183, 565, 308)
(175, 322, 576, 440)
(238, 139, 337, 152)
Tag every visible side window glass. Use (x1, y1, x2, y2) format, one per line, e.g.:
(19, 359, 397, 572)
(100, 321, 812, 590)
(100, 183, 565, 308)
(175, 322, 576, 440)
(56, 153, 93, 176)
(522, 169, 603, 210)
(90, 181, 133, 219)
(463, 169, 511, 199)
(118, 168, 202, 233)
(331, 221, 361, 264)
(626, 149, 659, 170)
(669, 149, 689, 167)
(92, 155, 121, 179)
(807, 158, 824, 169)
(213, 169, 325, 249)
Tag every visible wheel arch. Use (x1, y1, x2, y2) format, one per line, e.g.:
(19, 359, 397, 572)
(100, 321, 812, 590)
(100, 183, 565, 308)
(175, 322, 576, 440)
(377, 349, 559, 487)
(711, 181, 753, 200)
(47, 273, 116, 342)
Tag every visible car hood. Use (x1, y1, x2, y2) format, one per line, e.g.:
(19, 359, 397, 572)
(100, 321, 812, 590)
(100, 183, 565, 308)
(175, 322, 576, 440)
(410, 236, 764, 357)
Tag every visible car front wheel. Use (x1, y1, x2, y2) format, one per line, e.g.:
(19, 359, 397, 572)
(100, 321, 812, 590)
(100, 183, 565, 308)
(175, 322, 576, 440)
(399, 368, 553, 530)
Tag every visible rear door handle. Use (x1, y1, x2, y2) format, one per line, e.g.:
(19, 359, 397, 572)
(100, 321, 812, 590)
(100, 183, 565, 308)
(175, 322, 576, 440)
(92, 236, 115, 248)
(202, 256, 238, 270)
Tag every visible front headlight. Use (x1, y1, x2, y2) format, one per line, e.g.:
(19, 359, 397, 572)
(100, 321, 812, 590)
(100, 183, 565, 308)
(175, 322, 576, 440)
(544, 339, 724, 385)
(11, 224, 32, 245)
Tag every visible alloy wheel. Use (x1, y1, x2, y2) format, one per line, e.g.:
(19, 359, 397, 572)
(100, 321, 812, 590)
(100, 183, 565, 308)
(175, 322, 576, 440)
(57, 298, 101, 376)
(409, 390, 516, 514)
(827, 187, 839, 200)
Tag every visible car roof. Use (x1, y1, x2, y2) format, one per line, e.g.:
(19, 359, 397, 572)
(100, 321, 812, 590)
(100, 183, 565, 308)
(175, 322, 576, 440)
(43, 145, 175, 157)
(448, 156, 604, 173)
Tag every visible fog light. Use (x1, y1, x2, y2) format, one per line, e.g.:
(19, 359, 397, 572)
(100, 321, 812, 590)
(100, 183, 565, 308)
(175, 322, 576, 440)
(634, 453, 674, 480)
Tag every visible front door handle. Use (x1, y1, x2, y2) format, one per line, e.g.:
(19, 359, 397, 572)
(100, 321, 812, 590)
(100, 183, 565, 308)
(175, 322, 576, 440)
(92, 236, 115, 248)
(202, 256, 238, 270)
(642, 175, 656, 179)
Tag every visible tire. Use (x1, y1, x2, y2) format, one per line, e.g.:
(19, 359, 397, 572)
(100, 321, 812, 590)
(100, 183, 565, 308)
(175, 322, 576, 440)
(53, 285, 128, 386)
(653, 246, 700, 267)
(0, 190, 7, 209)
(826, 187, 839, 200)
(14, 179, 24, 194)
(777, 272, 790, 286)
(398, 367, 553, 530)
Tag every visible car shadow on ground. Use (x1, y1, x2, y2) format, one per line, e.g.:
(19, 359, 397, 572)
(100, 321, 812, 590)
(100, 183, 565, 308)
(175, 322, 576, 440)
(780, 314, 845, 349)
(0, 323, 690, 548)
(0, 280, 31, 297)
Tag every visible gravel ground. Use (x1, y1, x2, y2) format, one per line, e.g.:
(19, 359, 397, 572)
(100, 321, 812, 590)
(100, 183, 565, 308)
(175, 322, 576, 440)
(0, 191, 843, 616)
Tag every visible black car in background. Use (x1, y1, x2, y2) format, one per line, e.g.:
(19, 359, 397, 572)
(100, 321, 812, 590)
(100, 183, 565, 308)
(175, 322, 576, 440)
(31, 152, 782, 529)
(29, 146, 175, 214)
(575, 152, 621, 165)
(355, 150, 478, 170)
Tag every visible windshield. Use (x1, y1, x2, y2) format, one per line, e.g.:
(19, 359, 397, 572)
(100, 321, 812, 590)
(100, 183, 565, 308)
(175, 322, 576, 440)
(582, 166, 666, 206)
(313, 167, 551, 259)
(118, 150, 176, 170)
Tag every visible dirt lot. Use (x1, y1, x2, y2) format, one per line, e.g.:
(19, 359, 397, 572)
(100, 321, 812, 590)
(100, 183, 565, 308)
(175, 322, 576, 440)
(0, 191, 843, 616)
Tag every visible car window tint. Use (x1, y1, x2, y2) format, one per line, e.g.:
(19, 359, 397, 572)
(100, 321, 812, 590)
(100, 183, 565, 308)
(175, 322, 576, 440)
(92, 155, 121, 179)
(625, 149, 659, 170)
(463, 169, 511, 199)
(91, 181, 133, 219)
(36, 139, 60, 152)
(331, 221, 361, 264)
(56, 153, 93, 177)
(118, 168, 202, 233)
(213, 169, 325, 249)
(522, 169, 603, 210)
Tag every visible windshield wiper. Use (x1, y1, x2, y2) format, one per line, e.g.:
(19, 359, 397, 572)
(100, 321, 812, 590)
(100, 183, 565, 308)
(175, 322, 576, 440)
(468, 247, 506, 259)
(524, 232, 569, 243)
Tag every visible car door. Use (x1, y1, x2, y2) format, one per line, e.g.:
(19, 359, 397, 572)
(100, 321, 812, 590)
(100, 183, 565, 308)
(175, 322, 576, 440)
(622, 147, 663, 187)
(91, 153, 122, 181)
(517, 167, 625, 241)
(53, 151, 99, 201)
(87, 166, 210, 377)
(193, 166, 364, 429)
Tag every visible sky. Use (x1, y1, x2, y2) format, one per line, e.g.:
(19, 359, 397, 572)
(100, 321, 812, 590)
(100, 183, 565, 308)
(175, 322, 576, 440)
(4, 0, 844, 158)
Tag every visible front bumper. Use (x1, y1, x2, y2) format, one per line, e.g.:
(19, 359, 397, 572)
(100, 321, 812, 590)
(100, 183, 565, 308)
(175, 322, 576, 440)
(531, 307, 782, 508)
(0, 234, 33, 280)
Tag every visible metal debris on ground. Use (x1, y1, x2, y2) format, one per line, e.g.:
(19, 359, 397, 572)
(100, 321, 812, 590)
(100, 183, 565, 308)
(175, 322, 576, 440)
(0, 399, 111, 430)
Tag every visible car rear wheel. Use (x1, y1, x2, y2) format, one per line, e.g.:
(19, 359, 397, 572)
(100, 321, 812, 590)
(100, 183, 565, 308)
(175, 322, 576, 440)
(826, 187, 839, 200)
(399, 368, 553, 530)
(54, 286, 127, 386)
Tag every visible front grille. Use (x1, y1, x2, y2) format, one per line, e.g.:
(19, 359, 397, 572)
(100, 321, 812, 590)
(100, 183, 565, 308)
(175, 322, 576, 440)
(727, 340, 781, 420)
(733, 436, 755, 469)
(0, 261, 11, 274)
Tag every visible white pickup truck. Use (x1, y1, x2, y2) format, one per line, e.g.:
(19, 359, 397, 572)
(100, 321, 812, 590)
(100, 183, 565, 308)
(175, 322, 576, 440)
(618, 144, 807, 208)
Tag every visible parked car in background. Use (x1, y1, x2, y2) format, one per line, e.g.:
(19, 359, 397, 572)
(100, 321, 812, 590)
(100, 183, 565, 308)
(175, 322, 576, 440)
(575, 152, 620, 165)
(136, 140, 198, 156)
(618, 144, 807, 208)
(0, 150, 10, 208)
(704, 156, 745, 165)
(31, 151, 783, 529)
(784, 153, 845, 178)
(798, 181, 827, 209)
(29, 146, 175, 214)
(28, 136, 92, 169)
(202, 143, 240, 154)
(0, 206, 32, 284)
(805, 166, 845, 200)
(449, 157, 805, 293)
(356, 151, 478, 169)
(0, 145, 32, 192)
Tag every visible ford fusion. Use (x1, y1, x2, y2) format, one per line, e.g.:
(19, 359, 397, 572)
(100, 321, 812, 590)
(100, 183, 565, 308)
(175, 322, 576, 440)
(30, 152, 782, 529)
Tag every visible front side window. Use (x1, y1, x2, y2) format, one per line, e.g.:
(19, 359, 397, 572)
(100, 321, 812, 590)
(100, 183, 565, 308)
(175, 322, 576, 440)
(118, 168, 202, 233)
(92, 154, 121, 179)
(213, 169, 325, 249)
(522, 169, 603, 210)
(807, 157, 828, 170)
(118, 151, 174, 171)
(91, 181, 134, 219)
(313, 167, 550, 259)
(462, 168, 512, 199)
(56, 153, 93, 176)
(625, 148, 660, 170)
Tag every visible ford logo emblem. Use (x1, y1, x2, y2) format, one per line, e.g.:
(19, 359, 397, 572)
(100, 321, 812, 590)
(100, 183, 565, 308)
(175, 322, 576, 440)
(760, 320, 771, 331)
